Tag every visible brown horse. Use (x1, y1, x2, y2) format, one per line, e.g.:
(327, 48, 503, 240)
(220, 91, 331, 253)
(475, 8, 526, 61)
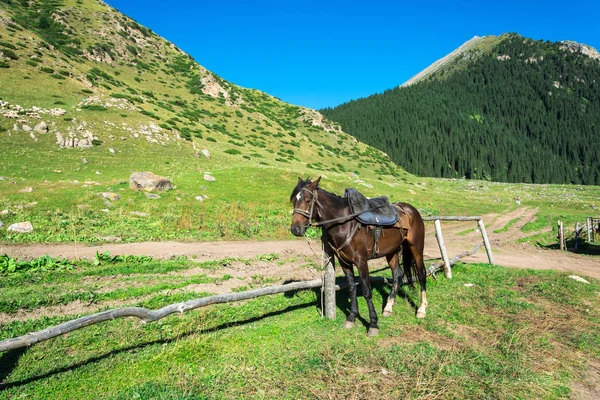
(290, 177, 427, 336)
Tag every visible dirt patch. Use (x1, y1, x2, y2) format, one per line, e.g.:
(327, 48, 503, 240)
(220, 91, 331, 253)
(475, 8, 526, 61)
(571, 360, 600, 400)
(380, 325, 458, 351)
(445, 323, 503, 348)
(513, 276, 540, 293)
(0, 298, 142, 324)
(180, 281, 245, 295)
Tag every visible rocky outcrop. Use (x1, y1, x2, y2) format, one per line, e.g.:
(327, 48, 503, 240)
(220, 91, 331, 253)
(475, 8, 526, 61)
(201, 74, 230, 101)
(560, 41, 600, 61)
(129, 171, 173, 191)
(297, 108, 343, 133)
(78, 95, 136, 111)
(34, 121, 48, 133)
(56, 131, 94, 148)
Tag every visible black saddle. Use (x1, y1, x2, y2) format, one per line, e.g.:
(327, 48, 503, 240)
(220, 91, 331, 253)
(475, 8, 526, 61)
(344, 188, 398, 226)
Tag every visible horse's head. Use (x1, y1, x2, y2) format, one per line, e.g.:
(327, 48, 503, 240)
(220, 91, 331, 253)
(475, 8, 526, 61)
(289, 176, 321, 236)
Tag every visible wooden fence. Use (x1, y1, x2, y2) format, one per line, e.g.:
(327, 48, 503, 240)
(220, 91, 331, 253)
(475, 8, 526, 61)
(557, 217, 600, 250)
(0, 216, 493, 352)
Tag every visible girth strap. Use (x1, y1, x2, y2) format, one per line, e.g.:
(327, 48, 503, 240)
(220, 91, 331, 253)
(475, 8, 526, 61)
(330, 222, 361, 257)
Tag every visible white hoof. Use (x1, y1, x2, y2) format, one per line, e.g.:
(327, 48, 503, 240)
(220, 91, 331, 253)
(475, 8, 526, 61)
(382, 310, 392, 317)
(367, 327, 379, 337)
(344, 320, 355, 329)
(416, 311, 426, 319)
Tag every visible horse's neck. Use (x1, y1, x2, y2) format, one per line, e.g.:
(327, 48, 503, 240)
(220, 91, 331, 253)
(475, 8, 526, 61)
(316, 189, 350, 226)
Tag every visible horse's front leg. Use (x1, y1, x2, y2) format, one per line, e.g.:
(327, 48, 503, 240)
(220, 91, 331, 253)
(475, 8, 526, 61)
(356, 259, 379, 336)
(340, 261, 358, 329)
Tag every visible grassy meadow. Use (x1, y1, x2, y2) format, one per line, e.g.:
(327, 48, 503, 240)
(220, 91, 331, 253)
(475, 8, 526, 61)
(1, 1, 600, 398)
(0, 256, 599, 399)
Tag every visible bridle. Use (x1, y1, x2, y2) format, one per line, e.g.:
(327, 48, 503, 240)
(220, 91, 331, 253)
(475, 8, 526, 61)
(292, 187, 321, 227)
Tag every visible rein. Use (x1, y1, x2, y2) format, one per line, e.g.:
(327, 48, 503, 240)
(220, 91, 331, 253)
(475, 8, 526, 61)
(292, 187, 388, 256)
(292, 187, 387, 227)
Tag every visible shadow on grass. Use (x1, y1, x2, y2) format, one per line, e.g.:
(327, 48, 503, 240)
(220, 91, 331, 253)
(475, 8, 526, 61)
(333, 275, 418, 331)
(0, 291, 319, 390)
(1, 274, 424, 389)
(539, 239, 600, 256)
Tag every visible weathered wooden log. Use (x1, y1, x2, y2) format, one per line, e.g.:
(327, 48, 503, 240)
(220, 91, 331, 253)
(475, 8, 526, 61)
(0, 242, 482, 353)
(322, 244, 337, 320)
(434, 219, 452, 278)
(558, 220, 565, 251)
(477, 220, 495, 265)
(423, 216, 482, 221)
(427, 242, 484, 273)
(0, 279, 323, 353)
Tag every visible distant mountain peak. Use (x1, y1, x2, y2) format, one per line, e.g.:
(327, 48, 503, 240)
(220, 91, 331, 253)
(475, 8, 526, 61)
(400, 35, 491, 88)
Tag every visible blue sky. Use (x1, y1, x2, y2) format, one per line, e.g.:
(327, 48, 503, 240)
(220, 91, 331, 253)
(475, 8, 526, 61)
(104, 0, 600, 110)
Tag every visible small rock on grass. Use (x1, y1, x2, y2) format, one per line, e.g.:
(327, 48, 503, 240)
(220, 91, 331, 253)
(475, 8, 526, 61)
(7, 221, 33, 233)
(568, 275, 590, 284)
(130, 171, 173, 192)
(99, 192, 121, 201)
(19, 187, 33, 193)
(146, 193, 161, 199)
(130, 211, 149, 217)
(0, 176, 6, 181)
(0, 221, 4, 229)
(203, 174, 216, 182)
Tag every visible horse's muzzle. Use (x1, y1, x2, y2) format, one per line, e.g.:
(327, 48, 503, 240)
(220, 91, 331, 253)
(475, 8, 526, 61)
(290, 223, 305, 237)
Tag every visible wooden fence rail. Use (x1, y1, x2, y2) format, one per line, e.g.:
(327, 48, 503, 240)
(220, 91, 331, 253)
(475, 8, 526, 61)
(0, 241, 483, 353)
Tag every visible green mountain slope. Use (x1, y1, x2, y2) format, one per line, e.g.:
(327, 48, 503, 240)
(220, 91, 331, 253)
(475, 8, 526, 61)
(321, 33, 600, 185)
(0, 0, 411, 243)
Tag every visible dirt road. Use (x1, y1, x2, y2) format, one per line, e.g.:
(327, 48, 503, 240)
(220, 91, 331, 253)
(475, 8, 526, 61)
(2, 207, 598, 279)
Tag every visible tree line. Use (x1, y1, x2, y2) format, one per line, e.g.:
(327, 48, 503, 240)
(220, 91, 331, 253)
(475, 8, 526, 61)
(321, 35, 600, 185)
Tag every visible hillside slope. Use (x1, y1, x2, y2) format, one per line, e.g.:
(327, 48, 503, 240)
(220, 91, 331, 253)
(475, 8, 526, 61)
(0, 0, 410, 243)
(321, 33, 600, 185)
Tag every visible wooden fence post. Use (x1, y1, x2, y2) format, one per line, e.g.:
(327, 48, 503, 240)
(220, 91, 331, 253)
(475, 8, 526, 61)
(588, 217, 593, 242)
(477, 219, 495, 265)
(434, 219, 452, 278)
(558, 220, 565, 250)
(322, 241, 336, 320)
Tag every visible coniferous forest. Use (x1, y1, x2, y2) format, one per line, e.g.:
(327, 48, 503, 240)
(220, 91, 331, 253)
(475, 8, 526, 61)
(321, 34, 600, 185)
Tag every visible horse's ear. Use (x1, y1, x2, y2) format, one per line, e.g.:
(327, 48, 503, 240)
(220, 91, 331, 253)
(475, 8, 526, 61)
(313, 176, 321, 187)
(297, 177, 303, 185)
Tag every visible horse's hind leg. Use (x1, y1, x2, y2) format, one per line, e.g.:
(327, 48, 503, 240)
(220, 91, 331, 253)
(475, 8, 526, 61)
(383, 250, 403, 317)
(410, 243, 428, 319)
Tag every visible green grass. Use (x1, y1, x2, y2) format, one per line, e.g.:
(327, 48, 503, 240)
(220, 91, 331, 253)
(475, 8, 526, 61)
(493, 217, 520, 233)
(0, 260, 599, 398)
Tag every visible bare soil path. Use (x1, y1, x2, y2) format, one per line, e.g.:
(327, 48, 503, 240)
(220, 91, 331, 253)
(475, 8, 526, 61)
(2, 207, 598, 279)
